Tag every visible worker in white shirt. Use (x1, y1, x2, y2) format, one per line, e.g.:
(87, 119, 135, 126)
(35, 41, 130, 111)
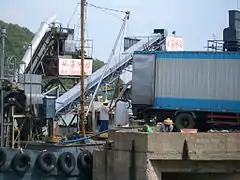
(99, 99, 110, 132)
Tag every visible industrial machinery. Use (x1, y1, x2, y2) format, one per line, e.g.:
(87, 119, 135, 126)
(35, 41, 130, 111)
(0, 74, 57, 146)
(0, 17, 81, 147)
(0, 17, 94, 180)
(132, 10, 240, 131)
(223, 10, 240, 52)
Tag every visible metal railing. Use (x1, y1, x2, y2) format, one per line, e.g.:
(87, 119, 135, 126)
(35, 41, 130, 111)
(207, 39, 240, 52)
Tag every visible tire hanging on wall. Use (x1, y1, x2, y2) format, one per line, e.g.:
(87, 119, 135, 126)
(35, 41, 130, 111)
(77, 150, 92, 172)
(58, 152, 76, 175)
(11, 153, 31, 175)
(174, 113, 195, 130)
(0, 149, 7, 169)
(36, 151, 56, 173)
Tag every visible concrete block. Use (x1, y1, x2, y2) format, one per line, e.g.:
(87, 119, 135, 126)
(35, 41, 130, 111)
(107, 150, 114, 180)
(93, 150, 106, 180)
(113, 131, 148, 152)
(146, 159, 161, 180)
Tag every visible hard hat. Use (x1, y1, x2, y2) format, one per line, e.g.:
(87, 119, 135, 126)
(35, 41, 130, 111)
(163, 118, 173, 125)
(103, 99, 109, 104)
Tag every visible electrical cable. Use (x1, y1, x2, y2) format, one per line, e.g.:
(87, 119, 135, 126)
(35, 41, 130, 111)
(92, 7, 123, 20)
(67, 2, 80, 28)
(76, 1, 127, 20)
(86, 2, 126, 14)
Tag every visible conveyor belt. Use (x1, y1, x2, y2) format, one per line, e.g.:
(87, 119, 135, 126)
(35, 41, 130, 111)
(19, 15, 56, 74)
(55, 34, 161, 113)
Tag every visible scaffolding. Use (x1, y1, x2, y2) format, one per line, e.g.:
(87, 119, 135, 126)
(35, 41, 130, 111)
(207, 39, 224, 51)
(207, 39, 240, 52)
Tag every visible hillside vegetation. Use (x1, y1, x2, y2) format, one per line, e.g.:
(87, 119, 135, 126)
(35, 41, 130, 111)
(0, 20, 33, 59)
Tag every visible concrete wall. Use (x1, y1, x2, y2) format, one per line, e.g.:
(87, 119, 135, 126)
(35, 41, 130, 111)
(147, 132, 240, 160)
(93, 131, 240, 180)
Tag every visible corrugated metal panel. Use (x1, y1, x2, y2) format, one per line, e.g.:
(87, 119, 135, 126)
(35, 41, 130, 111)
(132, 53, 155, 105)
(153, 51, 240, 112)
(155, 59, 240, 100)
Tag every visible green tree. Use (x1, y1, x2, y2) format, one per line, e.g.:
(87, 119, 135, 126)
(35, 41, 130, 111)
(0, 20, 34, 59)
(92, 58, 105, 72)
(0, 21, 34, 76)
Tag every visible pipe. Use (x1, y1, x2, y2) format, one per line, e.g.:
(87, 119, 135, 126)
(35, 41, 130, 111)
(42, 86, 58, 96)
(18, 15, 57, 76)
(0, 29, 6, 147)
(117, 80, 132, 99)
(62, 129, 109, 144)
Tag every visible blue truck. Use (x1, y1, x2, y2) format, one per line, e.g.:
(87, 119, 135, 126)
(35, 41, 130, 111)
(131, 51, 240, 130)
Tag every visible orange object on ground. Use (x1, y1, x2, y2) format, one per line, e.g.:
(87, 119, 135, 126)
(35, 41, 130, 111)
(180, 129, 198, 133)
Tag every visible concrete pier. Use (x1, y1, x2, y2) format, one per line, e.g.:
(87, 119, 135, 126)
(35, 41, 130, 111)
(93, 130, 240, 180)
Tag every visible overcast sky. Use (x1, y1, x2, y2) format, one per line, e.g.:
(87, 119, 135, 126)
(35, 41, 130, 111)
(0, 0, 237, 61)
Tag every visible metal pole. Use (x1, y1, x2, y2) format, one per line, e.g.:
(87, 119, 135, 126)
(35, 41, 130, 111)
(80, 0, 86, 137)
(11, 106, 14, 149)
(91, 103, 95, 134)
(29, 44, 32, 140)
(0, 29, 6, 147)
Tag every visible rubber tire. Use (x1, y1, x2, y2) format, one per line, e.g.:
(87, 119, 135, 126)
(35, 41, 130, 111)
(11, 153, 31, 175)
(0, 149, 7, 169)
(77, 150, 92, 172)
(175, 113, 195, 130)
(58, 152, 76, 175)
(36, 151, 56, 173)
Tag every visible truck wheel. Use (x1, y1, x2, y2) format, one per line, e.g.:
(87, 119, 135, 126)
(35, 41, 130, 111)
(175, 113, 195, 130)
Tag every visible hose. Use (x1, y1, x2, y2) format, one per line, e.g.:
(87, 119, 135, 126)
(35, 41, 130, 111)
(62, 129, 109, 144)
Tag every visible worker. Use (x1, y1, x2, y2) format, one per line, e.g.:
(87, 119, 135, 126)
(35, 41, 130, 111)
(99, 99, 110, 132)
(159, 118, 174, 132)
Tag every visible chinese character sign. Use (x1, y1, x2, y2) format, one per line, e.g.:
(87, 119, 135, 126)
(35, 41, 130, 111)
(165, 36, 184, 51)
(58, 58, 93, 76)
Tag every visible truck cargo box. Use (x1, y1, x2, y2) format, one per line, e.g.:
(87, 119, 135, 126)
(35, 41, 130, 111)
(132, 51, 240, 113)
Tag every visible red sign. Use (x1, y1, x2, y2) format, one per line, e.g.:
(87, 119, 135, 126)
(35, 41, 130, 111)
(166, 36, 184, 51)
